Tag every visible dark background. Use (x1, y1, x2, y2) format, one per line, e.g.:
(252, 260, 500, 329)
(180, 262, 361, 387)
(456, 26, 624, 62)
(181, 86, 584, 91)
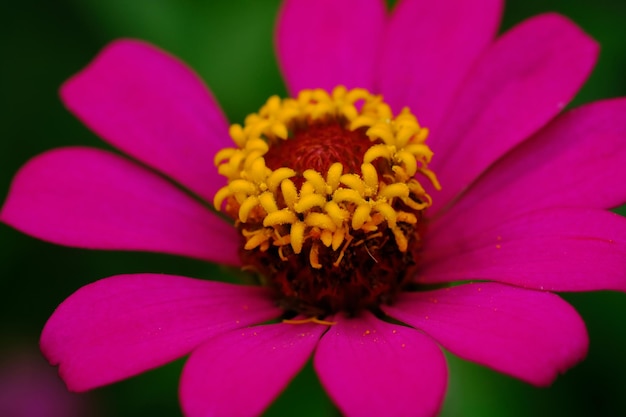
(1, 1, 625, 416)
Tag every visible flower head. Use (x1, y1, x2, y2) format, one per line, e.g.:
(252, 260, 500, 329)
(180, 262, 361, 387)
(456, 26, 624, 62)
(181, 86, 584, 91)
(215, 85, 439, 316)
(2, 1, 626, 417)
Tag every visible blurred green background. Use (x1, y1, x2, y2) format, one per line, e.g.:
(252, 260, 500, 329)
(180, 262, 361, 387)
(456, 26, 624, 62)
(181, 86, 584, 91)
(1, 1, 625, 416)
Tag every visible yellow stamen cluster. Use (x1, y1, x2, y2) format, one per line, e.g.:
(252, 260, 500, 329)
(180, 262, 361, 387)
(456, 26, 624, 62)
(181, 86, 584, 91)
(214, 86, 440, 268)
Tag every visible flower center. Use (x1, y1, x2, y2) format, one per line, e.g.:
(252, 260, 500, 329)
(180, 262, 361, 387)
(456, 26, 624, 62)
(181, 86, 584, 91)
(214, 86, 440, 317)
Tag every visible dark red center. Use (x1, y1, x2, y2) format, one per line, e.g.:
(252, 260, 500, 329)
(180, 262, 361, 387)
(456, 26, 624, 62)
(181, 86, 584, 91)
(238, 121, 425, 317)
(264, 121, 373, 176)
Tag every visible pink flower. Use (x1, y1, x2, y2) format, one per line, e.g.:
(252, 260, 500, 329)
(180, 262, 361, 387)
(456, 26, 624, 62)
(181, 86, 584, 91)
(2, 1, 626, 416)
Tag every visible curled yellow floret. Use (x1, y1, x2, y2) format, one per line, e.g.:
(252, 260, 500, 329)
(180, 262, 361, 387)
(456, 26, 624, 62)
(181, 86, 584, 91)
(214, 86, 439, 268)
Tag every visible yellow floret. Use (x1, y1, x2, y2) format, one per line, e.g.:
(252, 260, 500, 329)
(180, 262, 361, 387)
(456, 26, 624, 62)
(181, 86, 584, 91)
(213, 86, 439, 267)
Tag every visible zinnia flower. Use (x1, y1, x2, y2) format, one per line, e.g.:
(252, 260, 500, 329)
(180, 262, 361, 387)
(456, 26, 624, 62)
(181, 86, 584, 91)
(2, 1, 626, 416)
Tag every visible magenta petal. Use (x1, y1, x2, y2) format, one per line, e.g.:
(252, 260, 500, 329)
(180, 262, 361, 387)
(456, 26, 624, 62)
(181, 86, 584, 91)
(276, 0, 385, 95)
(384, 283, 588, 386)
(429, 13, 598, 212)
(41, 274, 281, 391)
(180, 322, 325, 417)
(314, 312, 447, 417)
(422, 207, 626, 292)
(0, 147, 241, 265)
(61, 39, 230, 203)
(430, 98, 626, 237)
(380, 0, 502, 129)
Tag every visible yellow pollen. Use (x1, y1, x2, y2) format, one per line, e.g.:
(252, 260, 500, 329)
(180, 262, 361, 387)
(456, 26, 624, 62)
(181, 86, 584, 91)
(283, 317, 337, 326)
(213, 86, 440, 268)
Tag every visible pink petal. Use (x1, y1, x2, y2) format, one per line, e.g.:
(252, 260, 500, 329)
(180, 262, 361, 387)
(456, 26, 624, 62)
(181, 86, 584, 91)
(314, 312, 447, 417)
(383, 283, 588, 386)
(0, 147, 241, 265)
(275, 0, 386, 95)
(61, 39, 230, 203)
(380, 0, 502, 129)
(421, 207, 626, 292)
(180, 322, 325, 417)
(41, 274, 281, 391)
(428, 13, 598, 213)
(430, 98, 626, 237)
